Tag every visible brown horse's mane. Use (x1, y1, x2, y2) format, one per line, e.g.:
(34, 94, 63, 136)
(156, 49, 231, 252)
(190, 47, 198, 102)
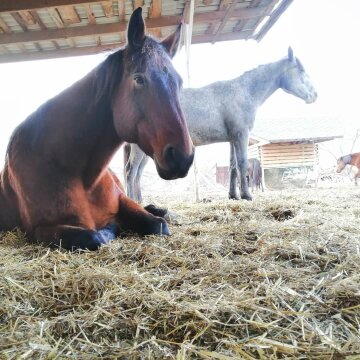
(93, 49, 125, 108)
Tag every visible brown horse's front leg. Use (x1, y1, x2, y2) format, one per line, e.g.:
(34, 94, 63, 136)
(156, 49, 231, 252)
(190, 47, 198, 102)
(144, 204, 168, 218)
(34, 223, 120, 251)
(355, 170, 360, 186)
(117, 195, 170, 236)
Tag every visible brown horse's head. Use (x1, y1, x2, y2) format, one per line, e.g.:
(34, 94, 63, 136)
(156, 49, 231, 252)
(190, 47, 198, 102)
(336, 154, 350, 173)
(112, 8, 194, 180)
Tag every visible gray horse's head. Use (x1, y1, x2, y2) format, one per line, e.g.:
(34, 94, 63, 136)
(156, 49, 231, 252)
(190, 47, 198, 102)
(280, 47, 317, 104)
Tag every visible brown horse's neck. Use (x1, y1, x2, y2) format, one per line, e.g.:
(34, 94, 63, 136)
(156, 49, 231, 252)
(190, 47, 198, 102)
(23, 51, 125, 188)
(343, 154, 352, 166)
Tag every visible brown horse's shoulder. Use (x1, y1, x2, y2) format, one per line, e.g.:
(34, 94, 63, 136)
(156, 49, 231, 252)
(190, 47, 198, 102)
(0, 163, 22, 231)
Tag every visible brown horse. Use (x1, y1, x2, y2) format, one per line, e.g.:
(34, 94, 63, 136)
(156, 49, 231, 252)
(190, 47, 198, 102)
(246, 158, 264, 193)
(336, 152, 360, 185)
(0, 8, 194, 251)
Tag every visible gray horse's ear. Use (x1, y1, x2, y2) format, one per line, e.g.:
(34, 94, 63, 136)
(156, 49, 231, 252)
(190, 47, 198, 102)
(288, 47, 294, 62)
(127, 7, 145, 49)
(161, 23, 183, 58)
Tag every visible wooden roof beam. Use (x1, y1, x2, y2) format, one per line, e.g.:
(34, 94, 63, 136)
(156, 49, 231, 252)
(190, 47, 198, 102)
(0, 6, 266, 45)
(212, 0, 238, 43)
(254, 0, 294, 41)
(11, 12, 29, 32)
(0, 30, 251, 63)
(0, 1, 101, 13)
(148, 0, 162, 38)
(0, 17, 11, 33)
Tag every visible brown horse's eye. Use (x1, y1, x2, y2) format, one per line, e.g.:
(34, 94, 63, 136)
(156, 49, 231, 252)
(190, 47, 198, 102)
(134, 75, 145, 87)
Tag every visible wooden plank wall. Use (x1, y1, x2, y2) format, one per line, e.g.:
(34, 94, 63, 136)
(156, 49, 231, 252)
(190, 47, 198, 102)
(248, 145, 261, 160)
(260, 142, 318, 169)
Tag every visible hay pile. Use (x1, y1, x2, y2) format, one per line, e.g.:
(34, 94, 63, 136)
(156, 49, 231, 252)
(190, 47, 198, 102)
(1, 187, 360, 359)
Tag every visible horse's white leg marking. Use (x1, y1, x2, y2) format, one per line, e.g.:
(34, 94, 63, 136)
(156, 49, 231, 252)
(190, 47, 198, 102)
(233, 130, 252, 201)
(229, 143, 240, 200)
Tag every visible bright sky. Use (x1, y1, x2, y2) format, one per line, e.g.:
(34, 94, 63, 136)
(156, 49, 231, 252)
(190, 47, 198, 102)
(0, 0, 359, 167)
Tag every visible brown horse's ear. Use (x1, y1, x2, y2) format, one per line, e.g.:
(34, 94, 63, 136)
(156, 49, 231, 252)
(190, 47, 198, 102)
(127, 7, 145, 49)
(161, 23, 183, 58)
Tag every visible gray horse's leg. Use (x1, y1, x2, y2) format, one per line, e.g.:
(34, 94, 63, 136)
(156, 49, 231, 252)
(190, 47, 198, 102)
(229, 143, 240, 200)
(233, 131, 252, 201)
(125, 144, 144, 202)
(134, 151, 149, 203)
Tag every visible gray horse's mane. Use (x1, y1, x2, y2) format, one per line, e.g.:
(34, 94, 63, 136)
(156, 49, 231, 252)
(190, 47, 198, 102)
(239, 55, 303, 81)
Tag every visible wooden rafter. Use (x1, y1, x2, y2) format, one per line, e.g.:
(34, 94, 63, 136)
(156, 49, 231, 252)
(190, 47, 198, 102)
(242, 0, 276, 36)
(0, 17, 11, 33)
(0, 7, 266, 46)
(182, 1, 190, 24)
(117, 0, 125, 21)
(233, 0, 262, 34)
(85, 4, 96, 25)
(0, 45, 8, 53)
(218, 0, 231, 12)
(205, 0, 231, 37)
(212, 0, 238, 43)
(132, 0, 144, 10)
(0, 1, 100, 13)
(117, 0, 125, 20)
(19, 11, 36, 25)
(57, 6, 81, 24)
(0, 30, 251, 63)
(48, 8, 65, 27)
(149, 0, 162, 38)
(255, 0, 294, 41)
(101, 1, 114, 17)
(11, 12, 29, 32)
(29, 10, 47, 29)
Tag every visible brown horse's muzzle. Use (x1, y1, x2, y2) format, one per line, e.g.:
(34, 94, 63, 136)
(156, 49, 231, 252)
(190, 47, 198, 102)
(336, 162, 345, 173)
(155, 145, 195, 180)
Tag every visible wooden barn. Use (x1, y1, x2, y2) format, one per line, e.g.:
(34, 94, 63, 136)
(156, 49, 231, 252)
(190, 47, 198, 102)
(249, 117, 343, 186)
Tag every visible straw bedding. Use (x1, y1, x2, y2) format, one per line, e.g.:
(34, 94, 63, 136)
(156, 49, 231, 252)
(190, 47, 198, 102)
(0, 187, 359, 359)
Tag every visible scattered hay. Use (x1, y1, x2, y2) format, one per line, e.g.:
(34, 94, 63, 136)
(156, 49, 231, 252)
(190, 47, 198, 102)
(0, 187, 360, 359)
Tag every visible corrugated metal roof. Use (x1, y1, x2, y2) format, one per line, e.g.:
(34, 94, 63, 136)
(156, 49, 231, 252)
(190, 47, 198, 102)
(0, 0, 293, 63)
(252, 117, 344, 144)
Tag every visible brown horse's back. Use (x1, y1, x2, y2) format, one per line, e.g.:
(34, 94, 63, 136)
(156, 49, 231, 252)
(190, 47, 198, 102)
(353, 153, 360, 168)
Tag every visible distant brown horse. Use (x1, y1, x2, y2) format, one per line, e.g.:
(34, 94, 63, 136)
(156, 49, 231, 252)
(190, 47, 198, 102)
(0, 8, 194, 251)
(246, 158, 264, 193)
(336, 152, 360, 185)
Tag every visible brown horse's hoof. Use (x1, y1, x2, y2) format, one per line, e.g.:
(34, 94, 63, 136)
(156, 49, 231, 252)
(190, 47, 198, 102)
(142, 217, 170, 236)
(60, 230, 107, 251)
(144, 204, 168, 218)
(158, 219, 170, 236)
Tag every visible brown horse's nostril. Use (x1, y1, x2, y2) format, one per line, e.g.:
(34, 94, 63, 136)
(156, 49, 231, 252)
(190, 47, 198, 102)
(164, 146, 180, 171)
(163, 145, 194, 179)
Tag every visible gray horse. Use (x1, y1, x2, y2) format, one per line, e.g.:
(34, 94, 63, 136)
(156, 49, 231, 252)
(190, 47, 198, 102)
(125, 48, 317, 202)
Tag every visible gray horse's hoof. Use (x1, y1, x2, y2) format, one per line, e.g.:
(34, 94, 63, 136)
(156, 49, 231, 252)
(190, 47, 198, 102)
(241, 193, 253, 201)
(229, 193, 240, 200)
